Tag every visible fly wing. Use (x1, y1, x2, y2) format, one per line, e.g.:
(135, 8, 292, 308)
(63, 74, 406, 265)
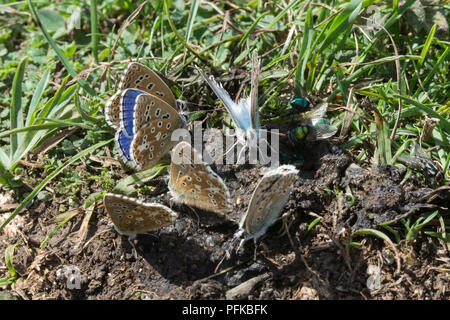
(298, 102, 328, 125)
(306, 118, 338, 141)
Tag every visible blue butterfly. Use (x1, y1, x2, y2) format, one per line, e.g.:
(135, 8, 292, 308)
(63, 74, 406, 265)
(195, 50, 260, 147)
(105, 63, 184, 171)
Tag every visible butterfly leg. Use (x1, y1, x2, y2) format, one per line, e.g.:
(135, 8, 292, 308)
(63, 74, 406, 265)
(253, 243, 258, 261)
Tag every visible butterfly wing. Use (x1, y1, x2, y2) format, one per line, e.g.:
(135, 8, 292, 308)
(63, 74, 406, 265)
(130, 91, 183, 134)
(105, 62, 177, 130)
(103, 193, 178, 237)
(195, 66, 252, 131)
(105, 90, 122, 130)
(169, 141, 231, 214)
(115, 90, 184, 171)
(119, 88, 147, 136)
(241, 165, 298, 241)
(131, 118, 184, 171)
(118, 62, 177, 108)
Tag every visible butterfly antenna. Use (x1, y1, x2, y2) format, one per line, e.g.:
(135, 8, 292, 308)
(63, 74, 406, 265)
(215, 136, 240, 164)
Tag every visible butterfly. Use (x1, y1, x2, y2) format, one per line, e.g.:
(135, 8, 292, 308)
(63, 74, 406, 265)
(114, 89, 185, 171)
(168, 141, 232, 214)
(105, 62, 177, 130)
(195, 50, 260, 146)
(235, 165, 298, 245)
(105, 62, 185, 171)
(103, 193, 178, 239)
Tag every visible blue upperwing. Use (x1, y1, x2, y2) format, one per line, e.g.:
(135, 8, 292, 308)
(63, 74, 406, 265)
(121, 88, 146, 136)
(116, 130, 133, 160)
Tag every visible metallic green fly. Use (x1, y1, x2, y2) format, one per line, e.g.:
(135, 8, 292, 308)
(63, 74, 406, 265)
(284, 98, 338, 144)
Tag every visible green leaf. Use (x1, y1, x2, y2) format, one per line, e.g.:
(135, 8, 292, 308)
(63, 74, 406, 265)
(113, 165, 168, 196)
(26, 68, 50, 126)
(37, 9, 65, 33)
(5, 244, 19, 278)
(353, 228, 393, 243)
(392, 94, 450, 133)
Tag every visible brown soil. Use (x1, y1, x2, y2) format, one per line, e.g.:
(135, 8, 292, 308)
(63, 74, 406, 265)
(0, 141, 449, 300)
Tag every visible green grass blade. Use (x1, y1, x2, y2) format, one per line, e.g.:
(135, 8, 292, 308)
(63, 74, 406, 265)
(317, 0, 364, 53)
(185, 0, 199, 45)
(0, 122, 86, 139)
(26, 68, 50, 126)
(294, 6, 313, 94)
(10, 57, 28, 165)
(268, 0, 302, 29)
(415, 45, 450, 95)
(113, 165, 167, 195)
(0, 148, 10, 169)
(40, 211, 79, 247)
(26, 0, 96, 96)
(90, 0, 99, 64)
(238, 12, 268, 47)
(307, 217, 321, 232)
(353, 228, 393, 243)
(5, 244, 19, 278)
(0, 138, 113, 232)
(163, 0, 208, 66)
(418, 24, 437, 70)
(392, 94, 450, 132)
(34, 77, 70, 124)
